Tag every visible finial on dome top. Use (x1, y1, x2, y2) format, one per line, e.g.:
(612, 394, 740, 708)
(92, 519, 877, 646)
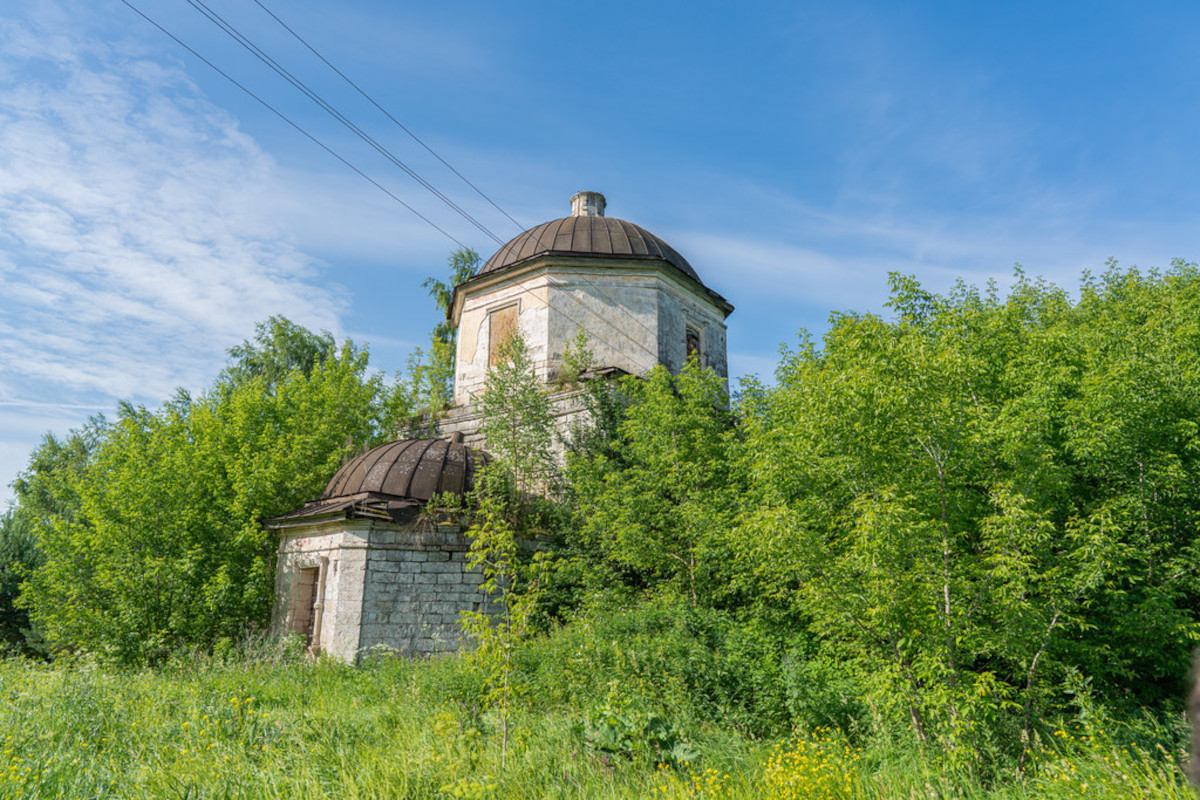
(570, 191, 606, 218)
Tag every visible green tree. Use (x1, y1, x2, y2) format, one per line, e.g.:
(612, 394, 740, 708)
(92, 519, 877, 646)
(11, 417, 107, 531)
(218, 316, 336, 390)
(3, 418, 107, 654)
(20, 322, 389, 663)
(568, 359, 745, 604)
(477, 331, 558, 498)
(0, 509, 41, 652)
(459, 472, 549, 767)
(738, 267, 1200, 762)
(460, 330, 554, 766)
(559, 331, 628, 460)
(399, 248, 480, 418)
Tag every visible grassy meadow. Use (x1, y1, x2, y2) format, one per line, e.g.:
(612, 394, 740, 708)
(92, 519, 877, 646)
(1, 643, 1192, 800)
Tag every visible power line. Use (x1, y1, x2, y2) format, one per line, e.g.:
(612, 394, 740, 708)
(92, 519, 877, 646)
(183, 0, 505, 245)
(251, 0, 525, 233)
(122, 1, 682, 370)
(119, 0, 469, 249)
(456, 224, 670, 357)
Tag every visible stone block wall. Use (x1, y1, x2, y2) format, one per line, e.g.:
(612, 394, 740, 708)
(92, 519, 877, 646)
(656, 280, 729, 379)
(357, 525, 493, 657)
(273, 522, 369, 661)
(272, 518, 495, 662)
(407, 388, 589, 465)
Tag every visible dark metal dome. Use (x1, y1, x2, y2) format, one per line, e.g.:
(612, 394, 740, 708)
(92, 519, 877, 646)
(322, 438, 487, 502)
(478, 215, 702, 285)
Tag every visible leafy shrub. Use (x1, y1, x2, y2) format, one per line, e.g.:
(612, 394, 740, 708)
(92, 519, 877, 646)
(513, 596, 794, 735)
(577, 691, 699, 771)
(0, 508, 42, 654)
(781, 646, 867, 734)
(18, 320, 392, 663)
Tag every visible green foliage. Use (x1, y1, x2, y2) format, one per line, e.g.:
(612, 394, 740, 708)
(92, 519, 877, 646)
(738, 264, 1200, 761)
(460, 472, 551, 766)
(218, 315, 336, 390)
(18, 322, 389, 663)
(7, 253, 1199, 794)
(0, 509, 42, 653)
(0, 653, 1189, 799)
(510, 595, 796, 737)
(578, 688, 699, 771)
(3, 419, 107, 654)
(460, 330, 556, 765)
(0, 654, 767, 800)
(476, 331, 558, 497)
(560, 329, 594, 385)
(399, 248, 480, 418)
(423, 247, 480, 344)
(559, 332, 629, 460)
(568, 359, 746, 603)
(11, 417, 107, 530)
(781, 644, 868, 734)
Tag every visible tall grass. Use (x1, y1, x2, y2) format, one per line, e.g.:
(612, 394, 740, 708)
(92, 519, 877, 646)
(0, 641, 1191, 798)
(0, 646, 764, 799)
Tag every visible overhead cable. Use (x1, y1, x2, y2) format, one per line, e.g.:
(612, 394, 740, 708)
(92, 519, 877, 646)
(251, 0, 525, 233)
(119, 0, 468, 249)
(122, 1, 677, 368)
(558, 272, 667, 356)
(547, 275, 664, 364)
(184, 0, 505, 245)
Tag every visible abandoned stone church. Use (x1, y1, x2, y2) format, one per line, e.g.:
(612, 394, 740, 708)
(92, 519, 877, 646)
(266, 191, 734, 661)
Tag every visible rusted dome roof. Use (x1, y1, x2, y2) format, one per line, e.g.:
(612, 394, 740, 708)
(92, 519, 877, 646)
(477, 192, 708, 286)
(479, 214, 701, 284)
(322, 438, 487, 502)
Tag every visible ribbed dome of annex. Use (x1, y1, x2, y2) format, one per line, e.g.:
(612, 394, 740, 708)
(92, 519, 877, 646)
(321, 437, 488, 502)
(478, 191, 704, 287)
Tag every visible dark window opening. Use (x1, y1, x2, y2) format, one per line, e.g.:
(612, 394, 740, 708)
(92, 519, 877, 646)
(685, 327, 701, 361)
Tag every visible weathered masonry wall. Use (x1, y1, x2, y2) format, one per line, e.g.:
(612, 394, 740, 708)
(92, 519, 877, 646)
(273, 518, 491, 662)
(653, 275, 728, 378)
(358, 526, 486, 656)
(402, 387, 589, 462)
(273, 520, 367, 661)
(452, 259, 729, 405)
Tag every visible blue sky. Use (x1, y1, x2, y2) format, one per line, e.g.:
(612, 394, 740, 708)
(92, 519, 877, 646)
(3, 0, 1200, 506)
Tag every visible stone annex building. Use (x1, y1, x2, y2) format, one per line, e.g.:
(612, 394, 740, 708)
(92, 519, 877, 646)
(266, 192, 734, 661)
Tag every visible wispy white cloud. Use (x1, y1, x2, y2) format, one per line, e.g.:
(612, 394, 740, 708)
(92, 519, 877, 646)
(0, 400, 112, 510)
(674, 172, 1173, 321)
(0, 402, 113, 410)
(0, 3, 353, 503)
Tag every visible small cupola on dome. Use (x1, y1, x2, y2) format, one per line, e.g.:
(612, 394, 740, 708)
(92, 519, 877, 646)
(570, 190, 606, 217)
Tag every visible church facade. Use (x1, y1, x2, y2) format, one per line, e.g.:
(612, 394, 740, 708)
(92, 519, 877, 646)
(267, 192, 733, 661)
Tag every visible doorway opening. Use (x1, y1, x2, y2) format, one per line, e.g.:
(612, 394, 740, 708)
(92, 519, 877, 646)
(291, 566, 321, 648)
